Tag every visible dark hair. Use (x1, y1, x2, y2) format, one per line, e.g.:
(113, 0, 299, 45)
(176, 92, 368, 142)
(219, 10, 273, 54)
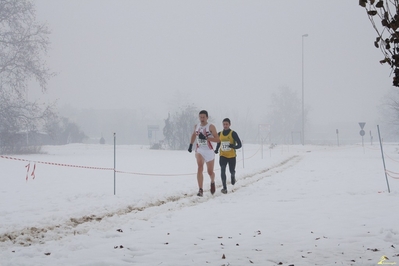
(199, 110, 208, 117)
(223, 118, 231, 124)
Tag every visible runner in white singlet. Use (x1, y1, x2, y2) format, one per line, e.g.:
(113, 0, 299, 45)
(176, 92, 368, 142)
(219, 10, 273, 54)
(194, 123, 215, 162)
(188, 110, 220, 197)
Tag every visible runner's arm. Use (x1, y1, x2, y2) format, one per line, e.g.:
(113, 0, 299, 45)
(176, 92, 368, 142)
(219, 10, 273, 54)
(215, 132, 221, 151)
(190, 125, 197, 144)
(208, 124, 220, 143)
(232, 131, 242, 149)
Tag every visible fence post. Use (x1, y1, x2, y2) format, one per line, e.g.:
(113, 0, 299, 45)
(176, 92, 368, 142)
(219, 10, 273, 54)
(377, 125, 390, 193)
(242, 140, 244, 168)
(114, 133, 116, 195)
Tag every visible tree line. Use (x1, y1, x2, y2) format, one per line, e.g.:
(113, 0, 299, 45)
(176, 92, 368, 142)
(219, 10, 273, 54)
(0, 0, 86, 153)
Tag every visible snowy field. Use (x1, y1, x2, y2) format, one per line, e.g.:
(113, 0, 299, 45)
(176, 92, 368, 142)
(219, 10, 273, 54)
(1, 142, 399, 266)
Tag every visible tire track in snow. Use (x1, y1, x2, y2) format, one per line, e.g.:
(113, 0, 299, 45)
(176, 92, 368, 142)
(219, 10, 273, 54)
(0, 155, 302, 247)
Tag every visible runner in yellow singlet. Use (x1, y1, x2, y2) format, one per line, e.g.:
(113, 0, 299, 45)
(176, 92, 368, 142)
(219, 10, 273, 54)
(214, 118, 242, 194)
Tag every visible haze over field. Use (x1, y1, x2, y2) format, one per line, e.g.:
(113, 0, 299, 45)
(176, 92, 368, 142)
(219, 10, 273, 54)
(29, 0, 394, 144)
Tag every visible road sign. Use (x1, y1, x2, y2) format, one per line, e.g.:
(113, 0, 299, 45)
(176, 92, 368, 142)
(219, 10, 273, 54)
(359, 122, 366, 129)
(147, 125, 159, 131)
(360, 130, 365, 136)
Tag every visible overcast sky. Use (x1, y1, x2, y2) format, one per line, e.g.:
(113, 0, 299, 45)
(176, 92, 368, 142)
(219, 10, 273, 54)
(32, 0, 392, 137)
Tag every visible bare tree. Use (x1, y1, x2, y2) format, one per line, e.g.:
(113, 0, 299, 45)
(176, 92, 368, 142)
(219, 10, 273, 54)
(264, 87, 303, 144)
(163, 105, 198, 150)
(44, 116, 87, 145)
(378, 88, 399, 140)
(359, 0, 399, 86)
(0, 0, 55, 153)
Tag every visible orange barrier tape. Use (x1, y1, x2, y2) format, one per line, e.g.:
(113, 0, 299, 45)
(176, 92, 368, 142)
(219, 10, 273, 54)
(383, 151, 399, 164)
(0, 146, 262, 177)
(115, 170, 196, 176)
(385, 169, 399, 179)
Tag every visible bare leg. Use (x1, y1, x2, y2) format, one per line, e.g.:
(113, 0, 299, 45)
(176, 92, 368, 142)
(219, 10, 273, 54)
(195, 152, 205, 189)
(206, 159, 215, 183)
(207, 159, 216, 194)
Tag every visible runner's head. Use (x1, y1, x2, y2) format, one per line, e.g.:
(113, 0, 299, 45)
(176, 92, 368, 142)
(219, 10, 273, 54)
(222, 118, 230, 130)
(199, 110, 208, 124)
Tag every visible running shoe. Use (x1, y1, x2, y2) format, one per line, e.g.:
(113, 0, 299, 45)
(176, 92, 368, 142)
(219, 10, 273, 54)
(231, 175, 236, 185)
(210, 182, 215, 195)
(221, 188, 227, 194)
(197, 188, 203, 197)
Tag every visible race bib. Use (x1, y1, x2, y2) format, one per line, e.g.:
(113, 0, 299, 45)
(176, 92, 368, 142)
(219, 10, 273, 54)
(221, 141, 231, 151)
(197, 137, 208, 146)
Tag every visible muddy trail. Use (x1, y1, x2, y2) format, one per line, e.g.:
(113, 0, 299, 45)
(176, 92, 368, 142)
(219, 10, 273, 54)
(0, 155, 302, 247)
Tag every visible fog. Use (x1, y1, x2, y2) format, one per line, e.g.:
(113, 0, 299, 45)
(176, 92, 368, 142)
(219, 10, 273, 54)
(30, 0, 393, 144)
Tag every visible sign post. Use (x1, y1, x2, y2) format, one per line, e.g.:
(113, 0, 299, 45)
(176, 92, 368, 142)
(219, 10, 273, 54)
(359, 122, 366, 147)
(370, 130, 373, 145)
(147, 125, 160, 145)
(258, 124, 271, 159)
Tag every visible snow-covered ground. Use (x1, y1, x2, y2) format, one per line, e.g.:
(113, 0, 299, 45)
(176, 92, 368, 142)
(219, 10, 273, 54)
(1, 143, 399, 266)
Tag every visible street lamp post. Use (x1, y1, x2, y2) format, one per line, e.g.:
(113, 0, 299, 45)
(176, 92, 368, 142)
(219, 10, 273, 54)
(302, 34, 308, 145)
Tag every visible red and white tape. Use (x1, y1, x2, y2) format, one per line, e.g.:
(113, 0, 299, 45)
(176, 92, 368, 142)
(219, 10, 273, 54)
(0, 155, 194, 178)
(0, 155, 114, 171)
(1, 155, 114, 181)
